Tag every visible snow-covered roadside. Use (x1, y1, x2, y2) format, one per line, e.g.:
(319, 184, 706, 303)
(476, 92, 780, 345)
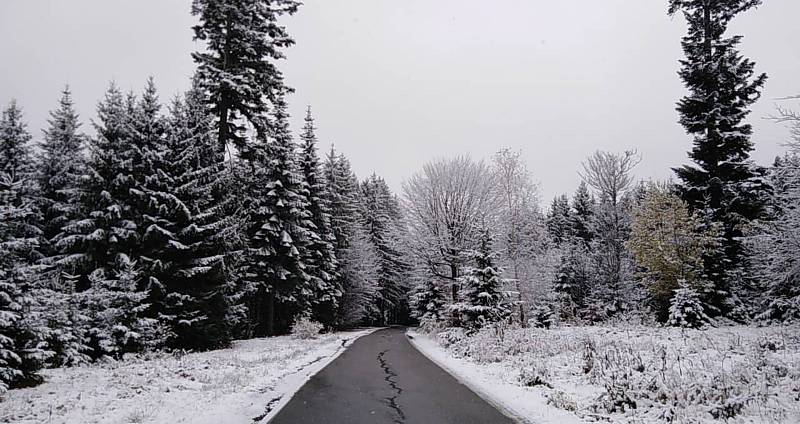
(407, 329, 583, 424)
(2, 328, 377, 424)
(408, 325, 800, 424)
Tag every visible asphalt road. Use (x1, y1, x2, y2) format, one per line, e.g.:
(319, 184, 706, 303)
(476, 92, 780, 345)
(269, 327, 514, 424)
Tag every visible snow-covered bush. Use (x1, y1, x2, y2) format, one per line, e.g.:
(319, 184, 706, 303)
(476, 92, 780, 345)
(291, 316, 324, 340)
(518, 361, 552, 388)
(427, 324, 800, 423)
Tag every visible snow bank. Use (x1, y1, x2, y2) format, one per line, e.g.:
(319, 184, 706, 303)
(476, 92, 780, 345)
(2, 329, 376, 424)
(409, 325, 800, 424)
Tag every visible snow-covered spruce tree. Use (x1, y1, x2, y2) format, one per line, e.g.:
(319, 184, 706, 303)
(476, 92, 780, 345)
(323, 148, 380, 326)
(0, 100, 34, 179)
(546, 194, 571, 244)
(133, 80, 239, 350)
(552, 182, 596, 320)
(669, 0, 769, 318)
(0, 173, 48, 393)
(668, 282, 712, 329)
(72, 261, 155, 358)
(191, 0, 300, 149)
(36, 87, 86, 258)
(298, 107, 341, 327)
(628, 183, 714, 322)
(56, 83, 155, 358)
(243, 92, 313, 336)
(410, 278, 445, 324)
(570, 182, 595, 246)
(450, 227, 511, 329)
(553, 241, 592, 318)
(57, 83, 137, 289)
(361, 173, 410, 325)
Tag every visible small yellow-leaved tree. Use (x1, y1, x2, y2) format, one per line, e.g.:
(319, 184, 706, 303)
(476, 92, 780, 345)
(628, 183, 715, 322)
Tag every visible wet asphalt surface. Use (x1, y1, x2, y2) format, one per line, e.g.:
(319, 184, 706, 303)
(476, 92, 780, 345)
(268, 327, 514, 424)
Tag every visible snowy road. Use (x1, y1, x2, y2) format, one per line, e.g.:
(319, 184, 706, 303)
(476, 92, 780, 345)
(269, 327, 514, 423)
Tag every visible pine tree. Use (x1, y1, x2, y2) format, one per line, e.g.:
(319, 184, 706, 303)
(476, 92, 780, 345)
(0, 100, 34, 178)
(191, 0, 300, 148)
(410, 278, 445, 323)
(570, 182, 595, 246)
(546, 194, 571, 244)
(134, 79, 239, 349)
(361, 173, 409, 325)
(37, 87, 86, 257)
(668, 282, 712, 329)
(56, 83, 155, 358)
(0, 173, 47, 392)
(57, 83, 137, 288)
(243, 92, 312, 336)
(669, 0, 769, 317)
(450, 227, 510, 329)
(73, 261, 156, 358)
(553, 242, 592, 316)
(323, 148, 380, 326)
(298, 107, 341, 327)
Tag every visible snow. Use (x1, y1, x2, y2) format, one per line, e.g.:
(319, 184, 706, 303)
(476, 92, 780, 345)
(1, 328, 377, 424)
(409, 325, 800, 424)
(407, 328, 583, 424)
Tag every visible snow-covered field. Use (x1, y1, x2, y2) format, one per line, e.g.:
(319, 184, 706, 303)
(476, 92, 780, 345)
(1, 329, 376, 424)
(410, 325, 800, 424)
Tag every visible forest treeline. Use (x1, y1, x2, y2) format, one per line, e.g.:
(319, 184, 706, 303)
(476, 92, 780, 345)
(1, 0, 799, 396)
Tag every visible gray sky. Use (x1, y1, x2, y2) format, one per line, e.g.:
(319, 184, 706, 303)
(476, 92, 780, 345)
(1, 0, 798, 202)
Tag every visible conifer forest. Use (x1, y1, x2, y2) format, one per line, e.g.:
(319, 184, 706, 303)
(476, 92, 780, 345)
(1, 1, 799, 423)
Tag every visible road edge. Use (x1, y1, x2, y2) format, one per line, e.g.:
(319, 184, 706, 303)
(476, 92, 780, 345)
(405, 329, 533, 424)
(261, 327, 384, 423)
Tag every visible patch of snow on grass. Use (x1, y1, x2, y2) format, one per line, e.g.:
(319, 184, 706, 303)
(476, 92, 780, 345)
(409, 325, 800, 424)
(2, 329, 376, 424)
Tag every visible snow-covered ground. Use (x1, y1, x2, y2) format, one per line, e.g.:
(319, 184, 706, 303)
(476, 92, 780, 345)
(409, 325, 800, 424)
(1, 329, 376, 424)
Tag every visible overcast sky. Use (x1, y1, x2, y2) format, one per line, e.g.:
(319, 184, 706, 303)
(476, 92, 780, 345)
(1, 0, 798, 202)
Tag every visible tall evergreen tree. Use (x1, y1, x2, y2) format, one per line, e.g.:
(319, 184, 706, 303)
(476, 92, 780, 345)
(323, 148, 380, 326)
(243, 93, 312, 336)
(191, 0, 300, 148)
(56, 83, 153, 358)
(134, 79, 239, 349)
(0, 173, 47, 393)
(546, 194, 571, 244)
(361, 173, 409, 325)
(570, 181, 595, 246)
(449, 227, 510, 329)
(298, 107, 340, 327)
(58, 83, 136, 287)
(669, 0, 769, 317)
(36, 87, 86, 257)
(0, 100, 34, 179)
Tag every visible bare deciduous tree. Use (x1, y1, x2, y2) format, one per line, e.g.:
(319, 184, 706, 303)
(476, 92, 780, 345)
(579, 150, 641, 205)
(579, 150, 640, 310)
(492, 148, 543, 324)
(402, 155, 498, 301)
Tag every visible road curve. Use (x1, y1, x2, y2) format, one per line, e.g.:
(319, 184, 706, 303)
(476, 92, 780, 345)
(268, 327, 514, 424)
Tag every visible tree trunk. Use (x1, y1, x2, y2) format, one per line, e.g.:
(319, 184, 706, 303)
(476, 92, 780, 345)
(266, 290, 275, 336)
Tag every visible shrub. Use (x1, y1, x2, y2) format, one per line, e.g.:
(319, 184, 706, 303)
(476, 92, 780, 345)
(291, 317, 323, 339)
